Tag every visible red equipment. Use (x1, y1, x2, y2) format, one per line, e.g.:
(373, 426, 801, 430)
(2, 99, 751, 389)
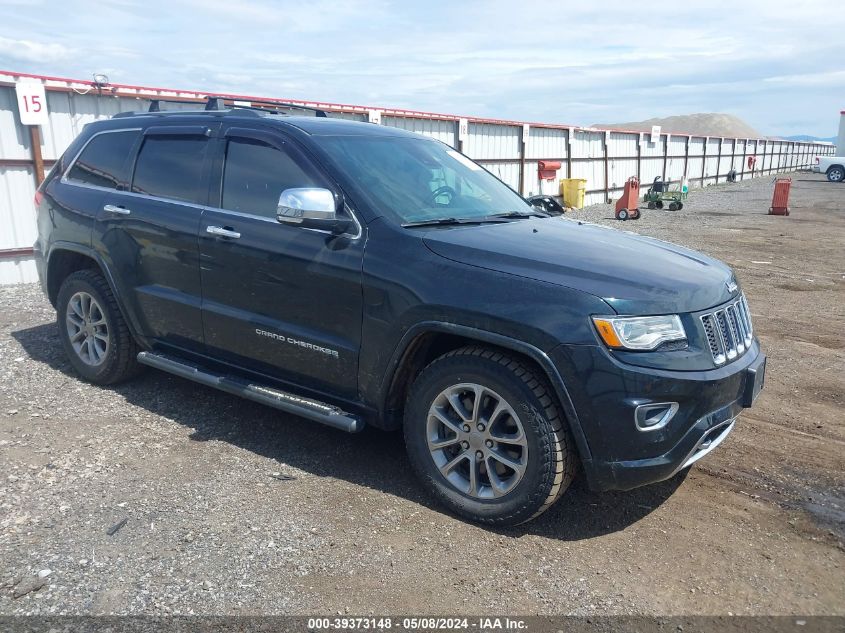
(537, 160, 561, 181)
(769, 178, 792, 216)
(615, 177, 641, 220)
(747, 155, 757, 171)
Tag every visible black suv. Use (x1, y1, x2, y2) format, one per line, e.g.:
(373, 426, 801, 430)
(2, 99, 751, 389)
(33, 103, 766, 525)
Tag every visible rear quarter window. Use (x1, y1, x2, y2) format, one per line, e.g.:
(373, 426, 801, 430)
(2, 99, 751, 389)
(66, 130, 140, 189)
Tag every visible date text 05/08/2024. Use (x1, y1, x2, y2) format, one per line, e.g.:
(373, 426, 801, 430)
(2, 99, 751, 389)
(307, 617, 528, 630)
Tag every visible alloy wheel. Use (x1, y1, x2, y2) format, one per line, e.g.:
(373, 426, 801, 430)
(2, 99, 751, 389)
(65, 291, 109, 366)
(426, 383, 528, 499)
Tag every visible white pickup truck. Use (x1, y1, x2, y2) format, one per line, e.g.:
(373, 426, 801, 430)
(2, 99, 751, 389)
(813, 155, 845, 182)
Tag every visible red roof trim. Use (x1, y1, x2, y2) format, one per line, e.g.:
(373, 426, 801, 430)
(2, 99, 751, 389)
(0, 69, 835, 143)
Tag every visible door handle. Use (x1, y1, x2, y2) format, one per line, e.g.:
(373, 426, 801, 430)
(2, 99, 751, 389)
(206, 225, 241, 239)
(103, 204, 131, 215)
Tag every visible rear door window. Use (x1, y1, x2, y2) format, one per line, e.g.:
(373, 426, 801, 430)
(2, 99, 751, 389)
(66, 130, 140, 189)
(131, 135, 209, 203)
(221, 137, 320, 218)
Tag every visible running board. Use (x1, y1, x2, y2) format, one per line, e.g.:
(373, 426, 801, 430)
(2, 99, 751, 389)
(136, 351, 364, 433)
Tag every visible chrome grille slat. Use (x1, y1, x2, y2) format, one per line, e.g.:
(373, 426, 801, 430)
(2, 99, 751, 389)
(726, 305, 744, 354)
(699, 294, 753, 366)
(716, 310, 736, 359)
(701, 314, 725, 365)
(733, 306, 748, 348)
(738, 296, 753, 344)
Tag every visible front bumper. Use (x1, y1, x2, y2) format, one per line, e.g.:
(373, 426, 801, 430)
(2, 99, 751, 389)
(551, 341, 765, 491)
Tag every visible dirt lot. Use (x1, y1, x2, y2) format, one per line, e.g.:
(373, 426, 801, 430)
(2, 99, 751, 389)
(1, 173, 843, 616)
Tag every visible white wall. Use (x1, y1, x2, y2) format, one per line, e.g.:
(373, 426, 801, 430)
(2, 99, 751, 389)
(0, 73, 837, 284)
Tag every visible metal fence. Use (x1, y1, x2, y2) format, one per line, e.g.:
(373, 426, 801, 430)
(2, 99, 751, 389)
(0, 70, 836, 285)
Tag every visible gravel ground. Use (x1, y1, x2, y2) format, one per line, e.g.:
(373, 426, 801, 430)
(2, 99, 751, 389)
(1, 172, 843, 616)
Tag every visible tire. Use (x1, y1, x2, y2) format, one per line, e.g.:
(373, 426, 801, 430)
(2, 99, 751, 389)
(56, 269, 142, 385)
(668, 202, 679, 211)
(403, 346, 577, 526)
(677, 202, 684, 210)
(647, 201, 656, 209)
(827, 166, 845, 182)
(654, 200, 664, 209)
(617, 208, 629, 220)
(631, 209, 641, 219)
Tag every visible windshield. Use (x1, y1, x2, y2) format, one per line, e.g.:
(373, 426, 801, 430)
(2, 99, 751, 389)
(314, 135, 534, 225)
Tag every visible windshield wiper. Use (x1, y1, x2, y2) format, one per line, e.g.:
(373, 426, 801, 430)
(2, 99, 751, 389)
(487, 210, 550, 219)
(401, 217, 511, 228)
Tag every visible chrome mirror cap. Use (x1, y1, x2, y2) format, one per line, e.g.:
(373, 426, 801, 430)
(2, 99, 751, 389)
(277, 188, 337, 224)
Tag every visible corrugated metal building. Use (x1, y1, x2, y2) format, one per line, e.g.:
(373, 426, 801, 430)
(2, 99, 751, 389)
(0, 70, 836, 285)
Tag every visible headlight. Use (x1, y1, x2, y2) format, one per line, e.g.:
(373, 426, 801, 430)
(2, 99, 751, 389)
(592, 315, 686, 351)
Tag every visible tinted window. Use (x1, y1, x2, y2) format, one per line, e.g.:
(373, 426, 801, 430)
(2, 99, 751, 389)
(131, 135, 208, 203)
(314, 136, 533, 225)
(221, 138, 319, 218)
(67, 130, 139, 189)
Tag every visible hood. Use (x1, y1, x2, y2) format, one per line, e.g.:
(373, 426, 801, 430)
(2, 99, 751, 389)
(422, 218, 736, 314)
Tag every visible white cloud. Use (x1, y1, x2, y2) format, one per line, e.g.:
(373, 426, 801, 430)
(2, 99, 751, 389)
(763, 70, 845, 87)
(0, 0, 843, 135)
(0, 36, 72, 63)
(178, 0, 386, 32)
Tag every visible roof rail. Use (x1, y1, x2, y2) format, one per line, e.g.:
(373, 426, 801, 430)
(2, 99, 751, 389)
(223, 97, 328, 118)
(147, 95, 328, 118)
(112, 95, 330, 118)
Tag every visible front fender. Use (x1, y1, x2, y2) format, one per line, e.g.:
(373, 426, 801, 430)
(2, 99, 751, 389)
(377, 321, 593, 464)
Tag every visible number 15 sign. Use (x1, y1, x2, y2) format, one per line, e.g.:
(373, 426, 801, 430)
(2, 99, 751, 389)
(16, 82, 49, 126)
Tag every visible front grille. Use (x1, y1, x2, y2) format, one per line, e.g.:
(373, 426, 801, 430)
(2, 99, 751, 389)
(700, 294, 753, 366)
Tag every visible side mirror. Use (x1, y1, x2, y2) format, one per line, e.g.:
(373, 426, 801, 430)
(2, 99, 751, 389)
(276, 188, 353, 234)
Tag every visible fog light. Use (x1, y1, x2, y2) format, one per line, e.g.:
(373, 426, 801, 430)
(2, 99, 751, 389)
(635, 402, 679, 431)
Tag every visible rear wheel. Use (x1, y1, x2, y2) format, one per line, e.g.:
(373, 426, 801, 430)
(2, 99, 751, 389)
(647, 201, 656, 209)
(654, 200, 664, 209)
(669, 202, 679, 211)
(56, 269, 142, 385)
(403, 347, 577, 526)
(827, 166, 845, 182)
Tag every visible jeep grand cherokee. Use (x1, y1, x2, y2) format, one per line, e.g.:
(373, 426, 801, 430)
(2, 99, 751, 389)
(33, 102, 766, 525)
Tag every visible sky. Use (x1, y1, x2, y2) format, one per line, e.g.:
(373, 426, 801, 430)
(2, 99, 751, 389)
(0, 0, 843, 137)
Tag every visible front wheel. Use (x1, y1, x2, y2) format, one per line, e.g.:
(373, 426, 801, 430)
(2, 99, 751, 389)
(403, 347, 577, 526)
(827, 166, 845, 182)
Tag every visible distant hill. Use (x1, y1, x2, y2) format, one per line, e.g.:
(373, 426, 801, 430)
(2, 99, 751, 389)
(782, 134, 836, 143)
(593, 113, 762, 138)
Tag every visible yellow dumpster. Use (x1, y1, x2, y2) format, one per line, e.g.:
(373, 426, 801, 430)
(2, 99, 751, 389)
(559, 178, 587, 208)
